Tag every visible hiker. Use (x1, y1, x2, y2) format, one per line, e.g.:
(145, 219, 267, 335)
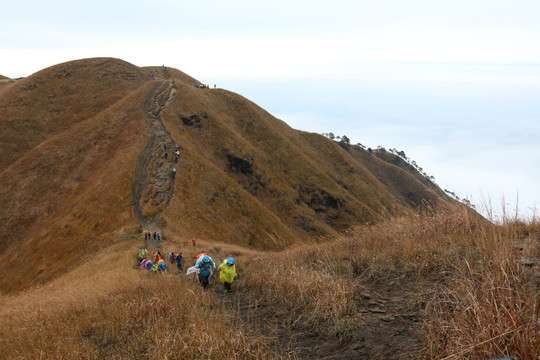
(195, 252, 206, 264)
(154, 251, 162, 263)
(153, 232, 157, 241)
(151, 72, 155, 80)
(163, 143, 167, 151)
(157, 232, 161, 241)
(158, 259, 167, 272)
(172, 167, 176, 179)
(176, 252, 183, 270)
(195, 254, 216, 288)
(138, 248, 148, 260)
(218, 257, 237, 292)
(192, 238, 196, 248)
(168, 252, 176, 263)
(165, 152, 168, 159)
(145, 260, 153, 270)
(140, 258, 148, 269)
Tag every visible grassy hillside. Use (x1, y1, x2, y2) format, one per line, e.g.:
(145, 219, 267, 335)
(1, 208, 537, 359)
(349, 146, 452, 210)
(0, 58, 537, 359)
(161, 86, 416, 248)
(0, 59, 152, 292)
(0, 57, 462, 293)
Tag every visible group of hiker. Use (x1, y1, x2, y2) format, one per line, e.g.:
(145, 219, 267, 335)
(137, 245, 238, 292)
(186, 252, 237, 291)
(138, 249, 183, 273)
(193, 83, 217, 89)
(162, 143, 180, 179)
(143, 230, 161, 242)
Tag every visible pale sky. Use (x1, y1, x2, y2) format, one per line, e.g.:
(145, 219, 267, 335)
(2, 0, 540, 221)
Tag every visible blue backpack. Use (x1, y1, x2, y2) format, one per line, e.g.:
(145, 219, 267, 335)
(199, 256, 212, 276)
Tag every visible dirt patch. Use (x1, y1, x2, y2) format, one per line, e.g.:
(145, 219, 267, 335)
(132, 80, 179, 250)
(214, 272, 431, 359)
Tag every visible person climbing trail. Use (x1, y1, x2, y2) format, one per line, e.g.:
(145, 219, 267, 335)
(176, 252, 183, 270)
(158, 259, 167, 272)
(138, 248, 148, 261)
(192, 238, 196, 248)
(140, 258, 149, 269)
(218, 257, 237, 292)
(172, 167, 176, 179)
(195, 254, 216, 289)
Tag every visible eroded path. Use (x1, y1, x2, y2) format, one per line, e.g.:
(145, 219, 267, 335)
(132, 80, 178, 247)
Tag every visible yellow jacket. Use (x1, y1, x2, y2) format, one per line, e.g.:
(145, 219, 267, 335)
(218, 260, 236, 284)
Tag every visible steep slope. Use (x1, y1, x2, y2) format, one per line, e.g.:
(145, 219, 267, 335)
(0, 58, 148, 169)
(0, 57, 462, 293)
(349, 146, 453, 210)
(158, 85, 416, 249)
(0, 59, 152, 292)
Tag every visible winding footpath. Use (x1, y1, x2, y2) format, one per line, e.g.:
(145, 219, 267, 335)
(132, 79, 178, 249)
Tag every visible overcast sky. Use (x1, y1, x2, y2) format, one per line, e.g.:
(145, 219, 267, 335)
(2, 0, 539, 221)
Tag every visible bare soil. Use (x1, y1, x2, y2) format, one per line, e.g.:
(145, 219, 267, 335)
(215, 272, 430, 359)
(132, 79, 178, 250)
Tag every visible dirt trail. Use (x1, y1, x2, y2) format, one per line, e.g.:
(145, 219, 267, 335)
(131, 79, 427, 358)
(215, 274, 426, 359)
(132, 79, 178, 249)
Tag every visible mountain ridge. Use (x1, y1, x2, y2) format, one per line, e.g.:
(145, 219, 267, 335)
(0, 57, 462, 293)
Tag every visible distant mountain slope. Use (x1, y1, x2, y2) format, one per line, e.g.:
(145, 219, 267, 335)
(0, 58, 462, 293)
(349, 147, 452, 210)
(0, 74, 15, 94)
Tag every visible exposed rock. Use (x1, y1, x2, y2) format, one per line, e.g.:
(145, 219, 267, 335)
(227, 155, 253, 175)
(181, 114, 202, 127)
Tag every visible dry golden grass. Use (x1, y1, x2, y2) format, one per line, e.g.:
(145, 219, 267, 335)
(235, 206, 539, 358)
(5, 58, 533, 358)
(0, 238, 277, 360)
(0, 80, 153, 293)
(422, 219, 540, 359)
(0, 202, 537, 358)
